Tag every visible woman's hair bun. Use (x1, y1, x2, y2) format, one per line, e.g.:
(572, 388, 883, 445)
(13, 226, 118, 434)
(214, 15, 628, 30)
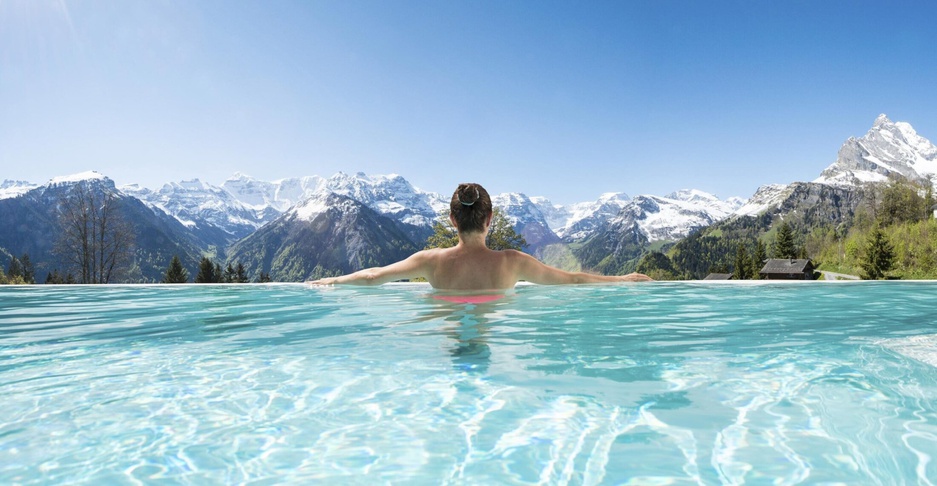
(449, 182, 491, 233)
(457, 184, 480, 206)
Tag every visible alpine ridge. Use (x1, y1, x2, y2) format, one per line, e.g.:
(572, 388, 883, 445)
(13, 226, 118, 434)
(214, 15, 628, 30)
(4, 114, 929, 282)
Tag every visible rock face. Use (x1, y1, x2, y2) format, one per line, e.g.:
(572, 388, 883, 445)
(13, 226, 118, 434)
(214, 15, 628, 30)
(815, 114, 937, 188)
(768, 182, 867, 226)
(733, 114, 936, 222)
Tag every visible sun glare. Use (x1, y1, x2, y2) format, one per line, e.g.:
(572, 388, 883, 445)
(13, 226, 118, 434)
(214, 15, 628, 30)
(0, 0, 76, 66)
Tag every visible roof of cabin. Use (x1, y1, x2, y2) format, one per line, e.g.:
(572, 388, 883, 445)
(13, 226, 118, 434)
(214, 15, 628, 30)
(759, 258, 813, 274)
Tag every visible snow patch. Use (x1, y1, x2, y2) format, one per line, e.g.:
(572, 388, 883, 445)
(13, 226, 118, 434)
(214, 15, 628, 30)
(292, 196, 331, 221)
(50, 171, 107, 184)
(0, 180, 38, 199)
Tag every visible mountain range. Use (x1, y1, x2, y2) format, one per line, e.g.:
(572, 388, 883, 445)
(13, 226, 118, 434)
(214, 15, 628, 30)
(1, 114, 934, 282)
(664, 113, 937, 278)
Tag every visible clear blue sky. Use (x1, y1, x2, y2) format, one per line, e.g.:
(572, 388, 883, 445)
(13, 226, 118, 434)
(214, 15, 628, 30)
(2, 1, 936, 204)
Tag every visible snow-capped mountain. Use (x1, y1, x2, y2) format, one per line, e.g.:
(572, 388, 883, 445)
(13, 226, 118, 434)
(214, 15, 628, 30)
(815, 114, 937, 188)
(222, 172, 447, 231)
(567, 187, 744, 275)
(321, 172, 448, 228)
(221, 172, 731, 251)
(734, 114, 936, 218)
(611, 189, 740, 243)
(221, 172, 325, 213)
(0, 180, 40, 199)
(122, 179, 273, 241)
(47, 170, 110, 186)
(492, 193, 561, 254)
(225, 192, 418, 281)
(532, 192, 632, 241)
(732, 184, 790, 217)
(4, 167, 746, 278)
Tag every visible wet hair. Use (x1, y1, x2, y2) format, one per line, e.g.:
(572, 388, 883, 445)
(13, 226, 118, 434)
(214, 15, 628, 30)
(449, 183, 492, 234)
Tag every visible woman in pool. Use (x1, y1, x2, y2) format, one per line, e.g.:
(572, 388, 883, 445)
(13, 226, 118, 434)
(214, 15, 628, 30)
(307, 183, 653, 290)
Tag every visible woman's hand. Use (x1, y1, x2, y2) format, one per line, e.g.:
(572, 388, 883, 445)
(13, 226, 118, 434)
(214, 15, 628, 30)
(620, 272, 654, 282)
(306, 277, 339, 286)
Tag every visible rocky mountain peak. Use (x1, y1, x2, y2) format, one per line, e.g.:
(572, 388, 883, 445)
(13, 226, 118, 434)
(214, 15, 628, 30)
(48, 170, 115, 190)
(873, 113, 892, 128)
(666, 189, 719, 204)
(815, 115, 937, 188)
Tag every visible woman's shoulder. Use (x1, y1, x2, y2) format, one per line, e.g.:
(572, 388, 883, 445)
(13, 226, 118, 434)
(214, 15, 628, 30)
(498, 249, 536, 267)
(414, 247, 455, 261)
(500, 249, 532, 260)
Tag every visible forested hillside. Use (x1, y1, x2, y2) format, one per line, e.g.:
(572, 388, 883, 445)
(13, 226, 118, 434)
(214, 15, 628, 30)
(637, 181, 936, 280)
(808, 182, 937, 279)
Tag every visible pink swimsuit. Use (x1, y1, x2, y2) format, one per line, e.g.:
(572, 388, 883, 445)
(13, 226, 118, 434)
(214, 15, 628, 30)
(432, 294, 506, 304)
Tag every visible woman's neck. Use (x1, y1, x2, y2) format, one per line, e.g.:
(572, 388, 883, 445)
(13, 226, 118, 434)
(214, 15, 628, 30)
(457, 231, 487, 248)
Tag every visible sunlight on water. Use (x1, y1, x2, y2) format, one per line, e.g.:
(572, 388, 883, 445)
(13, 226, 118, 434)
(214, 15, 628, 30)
(1, 282, 936, 484)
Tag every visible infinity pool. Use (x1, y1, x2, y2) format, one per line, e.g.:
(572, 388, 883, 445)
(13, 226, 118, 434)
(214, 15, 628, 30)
(1, 282, 936, 484)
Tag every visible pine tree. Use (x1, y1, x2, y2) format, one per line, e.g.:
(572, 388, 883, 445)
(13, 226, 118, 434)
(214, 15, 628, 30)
(257, 271, 272, 283)
(752, 240, 767, 279)
(162, 255, 189, 283)
(861, 227, 895, 280)
(0, 266, 24, 284)
(7, 256, 23, 280)
(195, 257, 217, 283)
(46, 270, 65, 285)
(774, 222, 797, 259)
(486, 208, 527, 251)
(223, 263, 236, 283)
(19, 253, 35, 284)
(424, 218, 459, 249)
(733, 243, 753, 280)
(234, 262, 249, 283)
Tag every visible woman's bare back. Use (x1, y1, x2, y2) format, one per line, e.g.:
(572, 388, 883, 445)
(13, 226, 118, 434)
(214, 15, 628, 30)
(425, 246, 519, 290)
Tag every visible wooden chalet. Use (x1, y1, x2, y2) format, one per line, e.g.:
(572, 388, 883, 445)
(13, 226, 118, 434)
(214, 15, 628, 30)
(703, 273, 733, 280)
(759, 259, 816, 280)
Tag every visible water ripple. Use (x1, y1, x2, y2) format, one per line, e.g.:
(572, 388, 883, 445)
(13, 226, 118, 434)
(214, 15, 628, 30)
(2, 283, 937, 483)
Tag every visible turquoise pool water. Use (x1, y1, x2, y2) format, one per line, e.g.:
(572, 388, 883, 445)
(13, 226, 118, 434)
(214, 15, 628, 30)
(1, 282, 936, 484)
